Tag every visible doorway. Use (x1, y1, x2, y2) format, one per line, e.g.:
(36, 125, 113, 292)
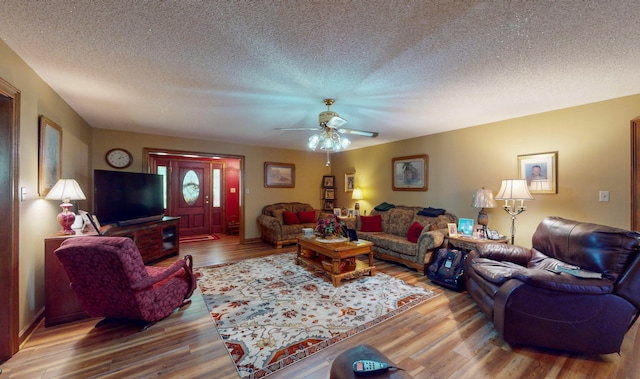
(0, 77, 20, 361)
(146, 149, 243, 242)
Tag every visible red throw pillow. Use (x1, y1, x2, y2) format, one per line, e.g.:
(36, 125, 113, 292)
(406, 221, 424, 243)
(282, 211, 300, 225)
(297, 210, 316, 223)
(360, 215, 383, 232)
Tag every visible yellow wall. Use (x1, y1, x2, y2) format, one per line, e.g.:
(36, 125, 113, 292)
(91, 128, 331, 238)
(3, 33, 640, 336)
(330, 95, 640, 246)
(0, 40, 93, 332)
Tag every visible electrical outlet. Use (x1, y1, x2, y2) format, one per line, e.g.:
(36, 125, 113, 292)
(599, 191, 610, 202)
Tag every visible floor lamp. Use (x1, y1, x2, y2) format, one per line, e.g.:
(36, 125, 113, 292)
(495, 179, 534, 244)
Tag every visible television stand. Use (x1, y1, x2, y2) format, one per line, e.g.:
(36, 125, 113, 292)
(102, 216, 180, 264)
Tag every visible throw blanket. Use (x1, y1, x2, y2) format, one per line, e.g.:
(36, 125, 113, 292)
(374, 202, 396, 211)
(417, 207, 446, 217)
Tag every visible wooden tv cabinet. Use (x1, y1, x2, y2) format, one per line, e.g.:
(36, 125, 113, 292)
(44, 216, 180, 327)
(102, 216, 180, 264)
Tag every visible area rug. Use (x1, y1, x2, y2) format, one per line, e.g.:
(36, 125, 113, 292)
(179, 234, 219, 243)
(196, 252, 438, 379)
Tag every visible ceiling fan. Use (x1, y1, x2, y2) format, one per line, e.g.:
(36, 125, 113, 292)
(276, 99, 378, 166)
(276, 98, 379, 137)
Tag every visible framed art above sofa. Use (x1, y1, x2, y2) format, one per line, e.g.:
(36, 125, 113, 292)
(392, 154, 428, 191)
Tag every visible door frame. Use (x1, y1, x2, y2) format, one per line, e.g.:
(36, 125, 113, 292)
(631, 117, 640, 230)
(0, 77, 20, 361)
(143, 148, 245, 244)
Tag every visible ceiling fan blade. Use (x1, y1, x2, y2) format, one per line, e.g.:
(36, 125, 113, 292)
(275, 127, 320, 131)
(326, 116, 348, 128)
(337, 128, 379, 138)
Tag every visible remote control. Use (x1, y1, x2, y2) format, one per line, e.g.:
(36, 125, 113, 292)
(352, 360, 390, 374)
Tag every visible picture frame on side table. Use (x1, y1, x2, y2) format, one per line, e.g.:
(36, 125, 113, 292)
(333, 208, 342, 217)
(38, 116, 62, 196)
(392, 154, 428, 191)
(518, 151, 557, 194)
(447, 223, 458, 237)
(458, 218, 474, 237)
(345, 172, 355, 192)
(264, 162, 295, 188)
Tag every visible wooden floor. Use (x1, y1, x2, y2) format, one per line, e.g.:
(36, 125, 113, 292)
(2, 234, 640, 378)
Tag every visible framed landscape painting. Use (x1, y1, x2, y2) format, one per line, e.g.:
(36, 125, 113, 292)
(392, 154, 428, 191)
(264, 162, 295, 188)
(39, 116, 62, 196)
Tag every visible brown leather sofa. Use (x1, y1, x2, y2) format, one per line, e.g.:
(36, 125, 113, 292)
(464, 216, 640, 354)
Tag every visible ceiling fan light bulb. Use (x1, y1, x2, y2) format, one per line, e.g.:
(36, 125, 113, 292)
(307, 134, 320, 150)
(340, 137, 351, 149)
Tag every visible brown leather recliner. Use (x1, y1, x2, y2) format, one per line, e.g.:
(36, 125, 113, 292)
(464, 216, 640, 354)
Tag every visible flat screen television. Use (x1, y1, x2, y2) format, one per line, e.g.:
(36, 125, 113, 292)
(94, 169, 165, 226)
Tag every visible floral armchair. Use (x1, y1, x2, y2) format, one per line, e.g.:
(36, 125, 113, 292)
(54, 236, 196, 328)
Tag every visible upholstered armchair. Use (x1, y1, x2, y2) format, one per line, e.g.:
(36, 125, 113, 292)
(55, 236, 196, 328)
(465, 216, 640, 354)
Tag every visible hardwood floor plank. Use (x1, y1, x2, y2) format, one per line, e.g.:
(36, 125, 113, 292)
(1, 235, 639, 378)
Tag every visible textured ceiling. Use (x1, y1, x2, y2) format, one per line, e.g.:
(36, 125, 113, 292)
(1, 1, 639, 151)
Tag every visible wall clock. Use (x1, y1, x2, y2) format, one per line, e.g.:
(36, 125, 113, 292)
(105, 148, 133, 169)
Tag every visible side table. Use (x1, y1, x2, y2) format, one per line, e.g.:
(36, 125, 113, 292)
(445, 235, 509, 253)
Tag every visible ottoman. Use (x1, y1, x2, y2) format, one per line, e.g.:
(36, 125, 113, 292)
(329, 344, 414, 379)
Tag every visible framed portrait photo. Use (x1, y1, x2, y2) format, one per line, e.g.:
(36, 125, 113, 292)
(264, 162, 295, 188)
(518, 151, 557, 194)
(322, 175, 335, 188)
(458, 218, 474, 237)
(345, 172, 355, 192)
(324, 188, 335, 199)
(447, 223, 458, 236)
(392, 154, 428, 191)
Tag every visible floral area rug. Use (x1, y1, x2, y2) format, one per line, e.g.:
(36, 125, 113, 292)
(196, 252, 438, 379)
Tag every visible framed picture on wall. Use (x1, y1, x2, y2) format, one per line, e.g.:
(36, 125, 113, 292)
(345, 172, 355, 192)
(392, 154, 428, 191)
(517, 151, 557, 194)
(38, 116, 62, 196)
(322, 175, 335, 188)
(264, 162, 295, 188)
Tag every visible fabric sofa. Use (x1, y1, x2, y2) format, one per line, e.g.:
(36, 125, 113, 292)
(257, 202, 323, 248)
(465, 216, 640, 354)
(348, 206, 458, 271)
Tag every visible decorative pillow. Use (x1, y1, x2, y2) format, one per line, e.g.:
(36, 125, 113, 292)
(283, 211, 300, 225)
(406, 221, 424, 243)
(360, 215, 383, 232)
(272, 209, 285, 224)
(298, 210, 316, 223)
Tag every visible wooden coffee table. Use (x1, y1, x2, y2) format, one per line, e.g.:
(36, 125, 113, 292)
(295, 237, 375, 287)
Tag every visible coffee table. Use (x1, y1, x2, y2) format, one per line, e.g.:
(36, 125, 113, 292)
(295, 237, 375, 287)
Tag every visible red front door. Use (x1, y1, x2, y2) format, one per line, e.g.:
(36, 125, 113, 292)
(171, 161, 211, 236)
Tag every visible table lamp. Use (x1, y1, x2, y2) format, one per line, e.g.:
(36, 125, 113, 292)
(45, 179, 86, 235)
(352, 187, 363, 213)
(495, 179, 534, 244)
(472, 188, 496, 237)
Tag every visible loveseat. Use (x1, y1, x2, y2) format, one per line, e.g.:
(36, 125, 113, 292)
(350, 206, 457, 271)
(257, 202, 323, 248)
(465, 216, 640, 354)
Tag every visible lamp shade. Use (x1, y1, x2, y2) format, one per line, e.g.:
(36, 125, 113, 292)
(352, 187, 363, 200)
(495, 179, 534, 200)
(45, 179, 86, 202)
(472, 188, 496, 208)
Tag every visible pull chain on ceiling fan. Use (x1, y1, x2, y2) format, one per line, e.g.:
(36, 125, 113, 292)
(275, 98, 378, 166)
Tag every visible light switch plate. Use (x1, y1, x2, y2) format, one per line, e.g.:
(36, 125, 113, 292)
(599, 191, 610, 202)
